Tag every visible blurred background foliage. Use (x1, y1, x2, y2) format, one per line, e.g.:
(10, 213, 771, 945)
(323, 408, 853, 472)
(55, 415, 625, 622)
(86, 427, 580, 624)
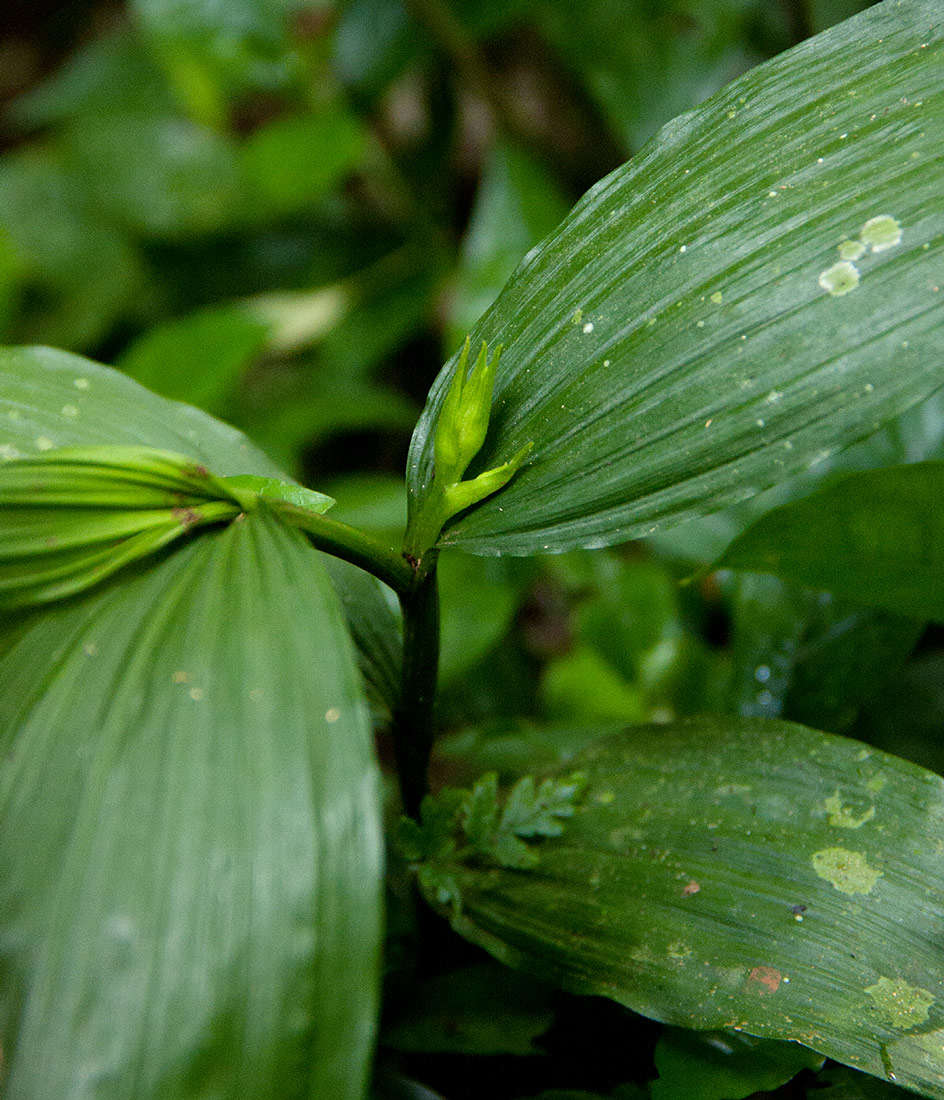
(6, 3, 944, 1097)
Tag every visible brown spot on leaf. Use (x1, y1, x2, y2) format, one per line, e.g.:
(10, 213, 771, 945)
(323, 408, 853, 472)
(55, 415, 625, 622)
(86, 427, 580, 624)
(681, 880, 700, 897)
(746, 966, 782, 994)
(172, 506, 201, 529)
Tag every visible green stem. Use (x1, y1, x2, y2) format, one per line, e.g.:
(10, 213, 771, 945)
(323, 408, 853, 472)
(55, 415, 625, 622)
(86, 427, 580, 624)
(278, 509, 414, 595)
(393, 555, 440, 817)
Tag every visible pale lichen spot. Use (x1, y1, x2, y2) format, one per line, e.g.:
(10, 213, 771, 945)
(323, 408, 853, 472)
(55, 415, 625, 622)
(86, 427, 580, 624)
(189, 686, 204, 701)
(811, 846, 882, 894)
(61, 404, 79, 418)
(696, 320, 705, 328)
(679, 244, 688, 253)
(866, 977, 934, 1028)
(82, 641, 99, 658)
(35, 436, 55, 451)
(866, 775, 887, 794)
(766, 390, 783, 404)
(0, 443, 19, 462)
(73, 377, 90, 390)
(582, 321, 594, 334)
(594, 789, 615, 805)
(838, 239, 866, 261)
(819, 261, 860, 296)
(860, 215, 902, 253)
(325, 707, 341, 723)
(710, 291, 723, 304)
(667, 941, 692, 960)
(824, 789, 876, 829)
(172, 670, 190, 684)
(855, 748, 872, 761)
(571, 308, 583, 325)
(603, 359, 611, 367)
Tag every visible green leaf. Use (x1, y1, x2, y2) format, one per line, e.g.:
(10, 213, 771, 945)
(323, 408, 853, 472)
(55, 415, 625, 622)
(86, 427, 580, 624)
(716, 462, 944, 622)
(652, 1027, 823, 1100)
(438, 552, 531, 684)
(418, 718, 944, 1098)
(241, 110, 367, 216)
(407, 2, 944, 555)
(0, 152, 144, 348)
(448, 142, 570, 348)
(61, 113, 244, 238)
(0, 509, 382, 1097)
(117, 303, 271, 412)
(0, 345, 284, 476)
(130, 0, 300, 126)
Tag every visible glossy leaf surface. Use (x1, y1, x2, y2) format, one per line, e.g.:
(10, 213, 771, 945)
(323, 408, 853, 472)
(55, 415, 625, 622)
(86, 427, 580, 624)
(420, 719, 944, 1097)
(717, 462, 944, 622)
(0, 510, 382, 1098)
(407, 2, 944, 554)
(0, 345, 284, 476)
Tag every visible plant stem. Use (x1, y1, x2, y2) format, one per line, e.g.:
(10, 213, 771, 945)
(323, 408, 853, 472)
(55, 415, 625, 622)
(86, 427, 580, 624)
(393, 554, 440, 817)
(280, 509, 414, 595)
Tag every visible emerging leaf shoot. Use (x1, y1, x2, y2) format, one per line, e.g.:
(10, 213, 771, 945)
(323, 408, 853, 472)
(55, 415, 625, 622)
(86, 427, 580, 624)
(405, 338, 532, 563)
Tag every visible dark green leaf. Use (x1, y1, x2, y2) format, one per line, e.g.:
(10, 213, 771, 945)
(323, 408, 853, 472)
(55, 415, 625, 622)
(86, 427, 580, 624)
(322, 556, 402, 718)
(418, 718, 944, 1097)
(724, 572, 921, 732)
(381, 964, 554, 1055)
(407, 2, 944, 555)
(717, 462, 944, 622)
(652, 1027, 823, 1100)
(537, 0, 777, 150)
(853, 652, 944, 777)
(0, 510, 382, 1097)
(816, 1063, 916, 1098)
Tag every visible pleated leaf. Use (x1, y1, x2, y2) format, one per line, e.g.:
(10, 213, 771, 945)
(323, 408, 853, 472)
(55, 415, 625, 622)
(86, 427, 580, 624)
(0, 446, 256, 608)
(716, 461, 944, 623)
(0, 344, 395, 698)
(420, 719, 944, 1097)
(0, 509, 382, 1098)
(406, 0, 944, 555)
